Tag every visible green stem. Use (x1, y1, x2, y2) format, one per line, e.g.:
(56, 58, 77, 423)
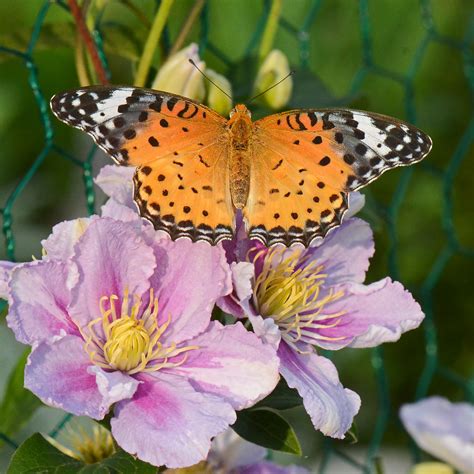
(75, 39, 91, 86)
(134, 0, 175, 87)
(258, 0, 282, 61)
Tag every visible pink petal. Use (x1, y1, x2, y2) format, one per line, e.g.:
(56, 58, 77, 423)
(111, 372, 235, 468)
(400, 397, 474, 473)
(94, 164, 135, 207)
(247, 314, 281, 350)
(69, 218, 156, 331)
(345, 191, 365, 218)
(41, 217, 97, 261)
(0, 260, 15, 300)
(7, 260, 77, 344)
(239, 462, 310, 474)
(278, 342, 360, 439)
(88, 366, 140, 409)
(217, 262, 254, 318)
(100, 199, 141, 223)
(171, 321, 280, 409)
(315, 278, 424, 350)
(153, 239, 232, 344)
(25, 335, 112, 419)
(210, 429, 266, 469)
(306, 218, 374, 285)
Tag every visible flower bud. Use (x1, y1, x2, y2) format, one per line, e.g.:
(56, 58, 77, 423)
(152, 43, 206, 102)
(254, 49, 292, 110)
(205, 68, 233, 115)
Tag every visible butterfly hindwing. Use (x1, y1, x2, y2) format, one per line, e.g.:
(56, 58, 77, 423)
(51, 86, 235, 244)
(244, 140, 348, 246)
(133, 143, 234, 243)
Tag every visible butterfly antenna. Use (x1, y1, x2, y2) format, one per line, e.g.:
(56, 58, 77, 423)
(248, 70, 295, 104)
(188, 59, 232, 100)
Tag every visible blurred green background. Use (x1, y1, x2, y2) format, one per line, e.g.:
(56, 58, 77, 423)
(0, 0, 473, 472)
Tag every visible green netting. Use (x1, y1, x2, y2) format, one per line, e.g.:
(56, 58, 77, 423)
(1, 1, 473, 472)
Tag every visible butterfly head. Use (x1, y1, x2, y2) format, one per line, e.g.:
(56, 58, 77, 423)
(229, 104, 252, 121)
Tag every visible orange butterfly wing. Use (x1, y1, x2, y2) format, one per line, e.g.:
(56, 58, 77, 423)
(51, 86, 234, 243)
(244, 109, 432, 246)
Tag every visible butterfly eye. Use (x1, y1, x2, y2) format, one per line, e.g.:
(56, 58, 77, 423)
(229, 108, 236, 118)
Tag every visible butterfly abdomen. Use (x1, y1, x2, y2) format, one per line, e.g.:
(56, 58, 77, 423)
(229, 109, 253, 209)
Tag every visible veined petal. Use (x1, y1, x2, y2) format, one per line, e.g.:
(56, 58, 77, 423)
(304, 218, 374, 286)
(171, 321, 279, 409)
(344, 191, 365, 219)
(248, 314, 281, 350)
(153, 239, 232, 344)
(314, 278, 424, 350)
(210, 429, 266, 469)
(111, 372, 235, 468)
(88, 366, 140, 410)
(69, 218, 156, 331)
(278, 342, 360, 438)
(7, 260, 77, 344)
(41, 217, 97, 261)
(25, 335, 110, 419)
(100, 199, 142, 223)
(94, 164, 135, 207)
(0, 260, 15, 300)
(217, 261, 255, 318)
(400, 397, 474, 474)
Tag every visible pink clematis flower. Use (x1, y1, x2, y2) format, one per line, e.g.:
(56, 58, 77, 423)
(2, 216, 280, 468)
(219, 195, 424, 438)
(400, 397, 474, 473)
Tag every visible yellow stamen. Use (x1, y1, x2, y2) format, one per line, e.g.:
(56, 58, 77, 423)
(82, 288, 197, 374)
(252, 247, 346, 351)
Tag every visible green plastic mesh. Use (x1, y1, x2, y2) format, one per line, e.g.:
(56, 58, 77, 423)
(0, 1, 473, 472)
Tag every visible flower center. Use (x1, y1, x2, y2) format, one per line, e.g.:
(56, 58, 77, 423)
(252, 248, 346, 350)
(82, 288, 196, 374)
(103, 316, 150, 372)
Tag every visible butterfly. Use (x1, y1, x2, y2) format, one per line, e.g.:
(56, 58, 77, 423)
(50, 86, 432, 246)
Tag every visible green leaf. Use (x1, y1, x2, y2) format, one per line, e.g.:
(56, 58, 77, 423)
(8, 433, 83, 474)
(0, 350, 42, 447)
(78, 448, 156, 474)
(255, 378, 302, 410)
(232, 408, 302, 455)
(8, 433, 156, 474)
(0, 22, 143, 64)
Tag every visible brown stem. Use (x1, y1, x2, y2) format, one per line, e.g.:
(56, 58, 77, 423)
(68, 0, 109, 84)
(169, 0, 205, 56)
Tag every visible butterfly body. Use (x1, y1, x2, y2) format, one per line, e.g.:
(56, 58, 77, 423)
(50, 86, 432, 247)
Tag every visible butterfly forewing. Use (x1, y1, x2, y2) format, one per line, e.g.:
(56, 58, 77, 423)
(257, 109, 432, 191)
(51, 86, 234, 244)
(50, 86, 226, 166)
